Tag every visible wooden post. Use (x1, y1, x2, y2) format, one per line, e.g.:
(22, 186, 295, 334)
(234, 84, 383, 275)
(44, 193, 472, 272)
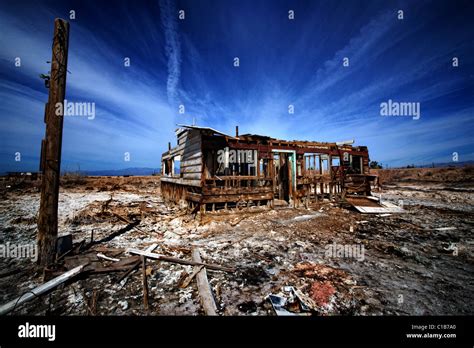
(305, 184, 311, 209)
(141, 256, 149, 311)
(192, 248, 217, 315)
(328, 155, 333, 199)
(37, 19, 70, 267)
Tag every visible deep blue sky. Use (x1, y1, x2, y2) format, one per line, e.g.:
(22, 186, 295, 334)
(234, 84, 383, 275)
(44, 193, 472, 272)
(1, 0, 473, 172)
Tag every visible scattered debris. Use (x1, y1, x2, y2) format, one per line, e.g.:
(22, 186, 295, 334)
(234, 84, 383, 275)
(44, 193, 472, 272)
(0, 167, 472, 316)
(0, 265, 86, 315)
(266, 287, 315, 316)
(126, 248, 235, 272)
(267, 294, 298, 316)
(118, 300, 129, 311)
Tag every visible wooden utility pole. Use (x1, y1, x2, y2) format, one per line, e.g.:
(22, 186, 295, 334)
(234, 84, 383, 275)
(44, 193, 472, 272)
(37, 19, 70, 267)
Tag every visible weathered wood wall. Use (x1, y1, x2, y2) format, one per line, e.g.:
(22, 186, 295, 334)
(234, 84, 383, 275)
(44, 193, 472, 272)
(161, 128, 203, 204)
(180, 129, 202, 181)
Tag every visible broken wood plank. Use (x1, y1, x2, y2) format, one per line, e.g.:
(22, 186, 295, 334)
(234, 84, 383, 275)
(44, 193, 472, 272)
(84, 256, 141, 274)
(126, 248, 235, 272)
(113, 255, 140, 267)
(352, 205, 404, 214)
(117, 260, 141, 283)
(347, 197, 405, 214)
(112, 212, 147, 233)
(0, 264, 85, 315)
(101, 246, 154, 281)
(97, 253, 120, 262)
(192, 248, 217, 316)
(86, 264, 137, 274)
(179, 265, 204, 288)
(145, 243, 158, 252)
(93, 246, 125, 253)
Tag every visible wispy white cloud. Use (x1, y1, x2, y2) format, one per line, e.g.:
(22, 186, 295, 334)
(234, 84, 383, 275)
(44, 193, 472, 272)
(159, 0, 182, 107)
(306, 11, 395, 97)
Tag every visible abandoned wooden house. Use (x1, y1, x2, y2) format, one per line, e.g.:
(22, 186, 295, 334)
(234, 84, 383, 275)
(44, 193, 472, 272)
(161, 125, 377, 212)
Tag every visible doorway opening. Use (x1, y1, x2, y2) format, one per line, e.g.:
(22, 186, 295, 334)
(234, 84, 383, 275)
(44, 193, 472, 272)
(272, 150, 295, 203)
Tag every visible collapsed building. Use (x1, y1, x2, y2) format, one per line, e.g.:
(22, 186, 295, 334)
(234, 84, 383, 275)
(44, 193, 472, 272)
(161, 125, 377, 212)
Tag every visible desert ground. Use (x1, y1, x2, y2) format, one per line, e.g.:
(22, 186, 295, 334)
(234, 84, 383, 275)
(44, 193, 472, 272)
(0, 167, 473, 315)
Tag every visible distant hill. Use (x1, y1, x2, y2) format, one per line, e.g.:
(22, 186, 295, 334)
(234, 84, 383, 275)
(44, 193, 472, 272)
(389, 160, 473, 169)
(77, 167, 161, 176)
